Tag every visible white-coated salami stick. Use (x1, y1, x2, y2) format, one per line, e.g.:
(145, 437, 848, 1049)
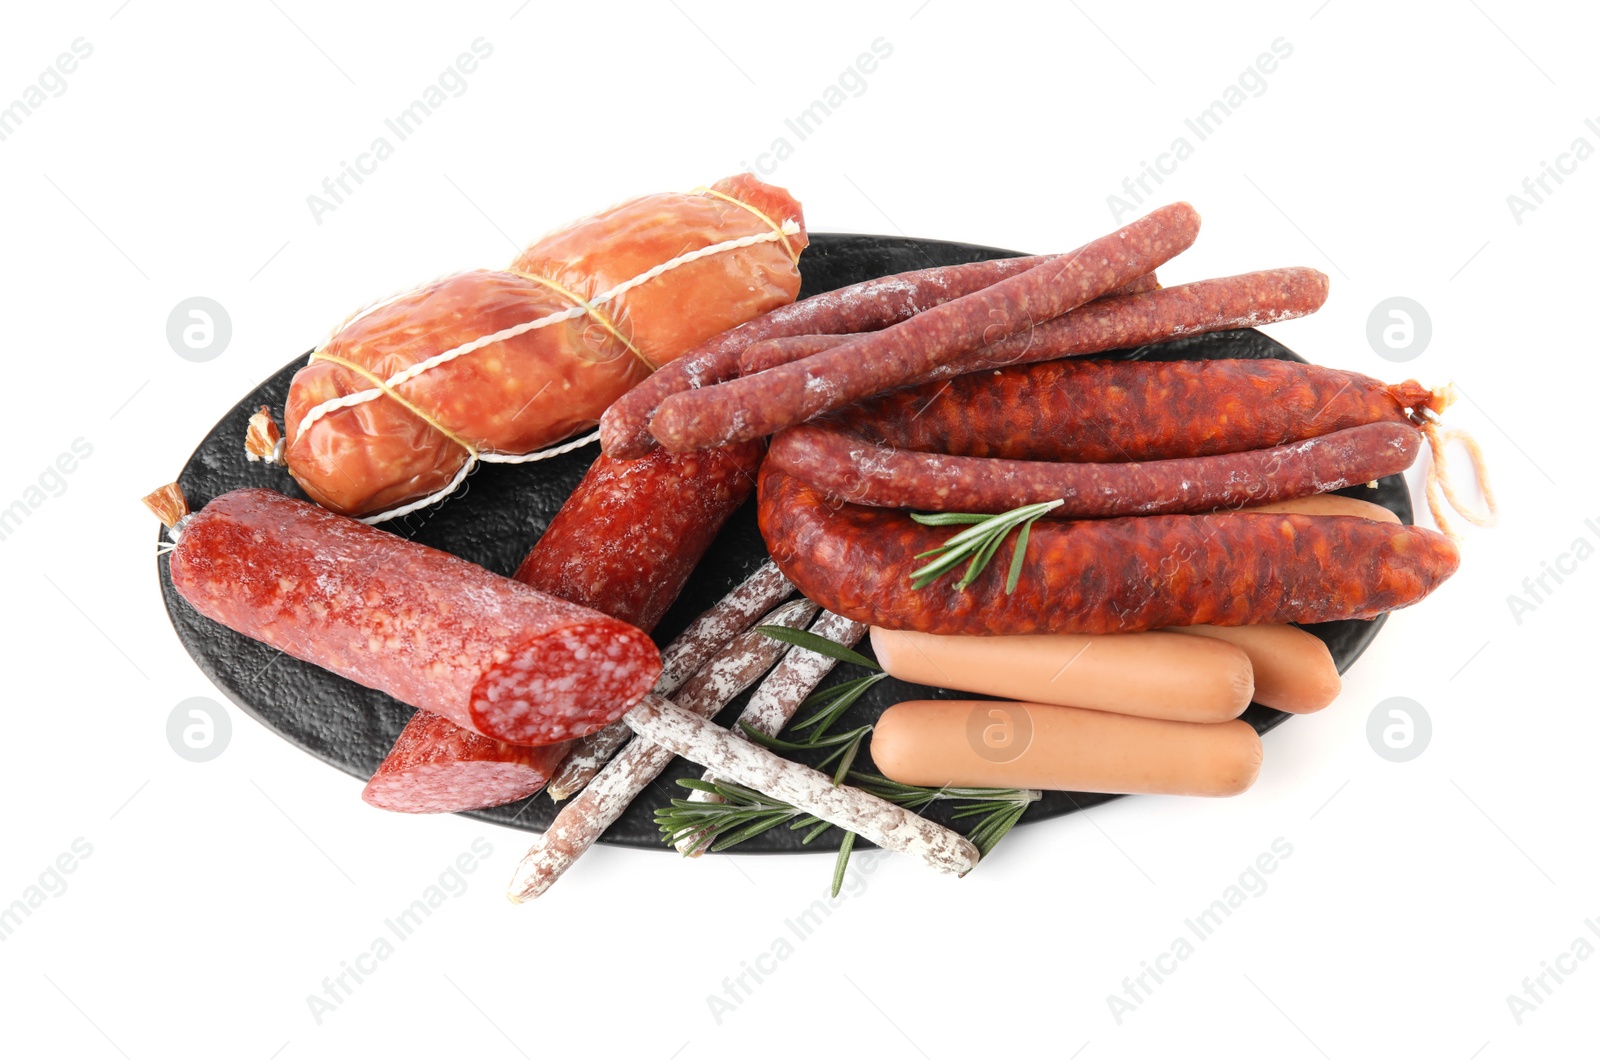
(508, 597, 818, 901)
(675, 610, 869, 855)
(623, 695, 979, 878)
(546, 561, 793, 800)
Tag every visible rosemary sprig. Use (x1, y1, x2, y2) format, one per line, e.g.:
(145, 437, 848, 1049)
(754, 624, 889, 784)
(754, 624, 878, 670)
(654, 772, 1041, 895)
(909, 499, 1064, 593)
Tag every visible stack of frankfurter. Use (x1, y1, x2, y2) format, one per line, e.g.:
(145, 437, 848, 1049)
(148, 180, 1467, 898)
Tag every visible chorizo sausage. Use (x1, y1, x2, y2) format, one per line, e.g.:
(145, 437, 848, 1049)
(282, 175, 804, 516)
(756, 464, 1459, 636)
(649, 203, 1203, 453)
(837, 356, 1440, 462)
(165, 488, 661, 745)
(767, 420, 1420, 516)
(364, 442, 764, 812)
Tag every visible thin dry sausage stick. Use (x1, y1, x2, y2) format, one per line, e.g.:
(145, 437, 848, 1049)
(738, 334, 853, 374)
(1114, 272, 1162, 297)
(676, 609, 869, 855)
(546, 560, 793, 800)
(602, 257, 1157, 455)
(648, 203, 1202, 452)
(737, 268, 1325, 378)
(599, 254, 1056, 458)
(622, 695, 980, 877)
(757, 464, 1460, 636)
(508, 598, 818, 899)
(767, 420, 1421, 516)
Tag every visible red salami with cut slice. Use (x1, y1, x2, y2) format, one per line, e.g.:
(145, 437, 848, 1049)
(166, 488, 661, 746)
(364, 441, 766, 813)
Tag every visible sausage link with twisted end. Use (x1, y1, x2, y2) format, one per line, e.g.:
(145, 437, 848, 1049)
(737, 268, 1328, 379)
(837, 357, 1440, 464)
(757, 464, 1460, 637)
(768, 420, 1421, 517)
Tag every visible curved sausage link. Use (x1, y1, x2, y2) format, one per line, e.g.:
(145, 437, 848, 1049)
(767, 419, 1421, 516)
(839, 357, 1440, 463)
(756, 464, 1459, 636)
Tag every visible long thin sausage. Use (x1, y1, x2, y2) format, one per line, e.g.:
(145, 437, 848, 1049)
(767, 419, 1421, 516)
(757, 464, 1460, 636)
(738, 268, 1328, 379)
(599, 254, 1053, 458)
(648, 203, 1202, 452)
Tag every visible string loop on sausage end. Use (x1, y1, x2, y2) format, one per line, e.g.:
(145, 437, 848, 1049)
(357, 430, 601, 527)
(142, 482, 192, 548)
(244, 406, 285, 465)
(1421, 416, 1497, 542)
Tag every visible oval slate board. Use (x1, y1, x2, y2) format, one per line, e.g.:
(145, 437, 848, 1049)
(157, 232, 1409, 853)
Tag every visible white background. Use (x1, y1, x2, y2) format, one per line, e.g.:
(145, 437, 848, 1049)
(1, 1, 1593, 1057)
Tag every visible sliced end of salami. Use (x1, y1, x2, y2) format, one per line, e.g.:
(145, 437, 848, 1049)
(470, 620, 661, 745)
(363, 760, 549, 814)
(362, 711, 567, 814)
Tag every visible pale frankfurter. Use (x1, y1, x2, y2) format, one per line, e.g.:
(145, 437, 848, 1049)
(868, 627, 1253, 723)
(1165, 624, 1341, 714)
(870, 700, 1263, 796)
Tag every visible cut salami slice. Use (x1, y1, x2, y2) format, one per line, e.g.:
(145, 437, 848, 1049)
(361, 713, 567, 814)
(162, 488, 661, 746)
(363, 442, 765, 813)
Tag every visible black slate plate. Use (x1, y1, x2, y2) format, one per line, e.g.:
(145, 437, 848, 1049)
(157, 233, 1409, 853)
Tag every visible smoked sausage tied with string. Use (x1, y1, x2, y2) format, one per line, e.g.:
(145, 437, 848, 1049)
(279, 175, 806, 517)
